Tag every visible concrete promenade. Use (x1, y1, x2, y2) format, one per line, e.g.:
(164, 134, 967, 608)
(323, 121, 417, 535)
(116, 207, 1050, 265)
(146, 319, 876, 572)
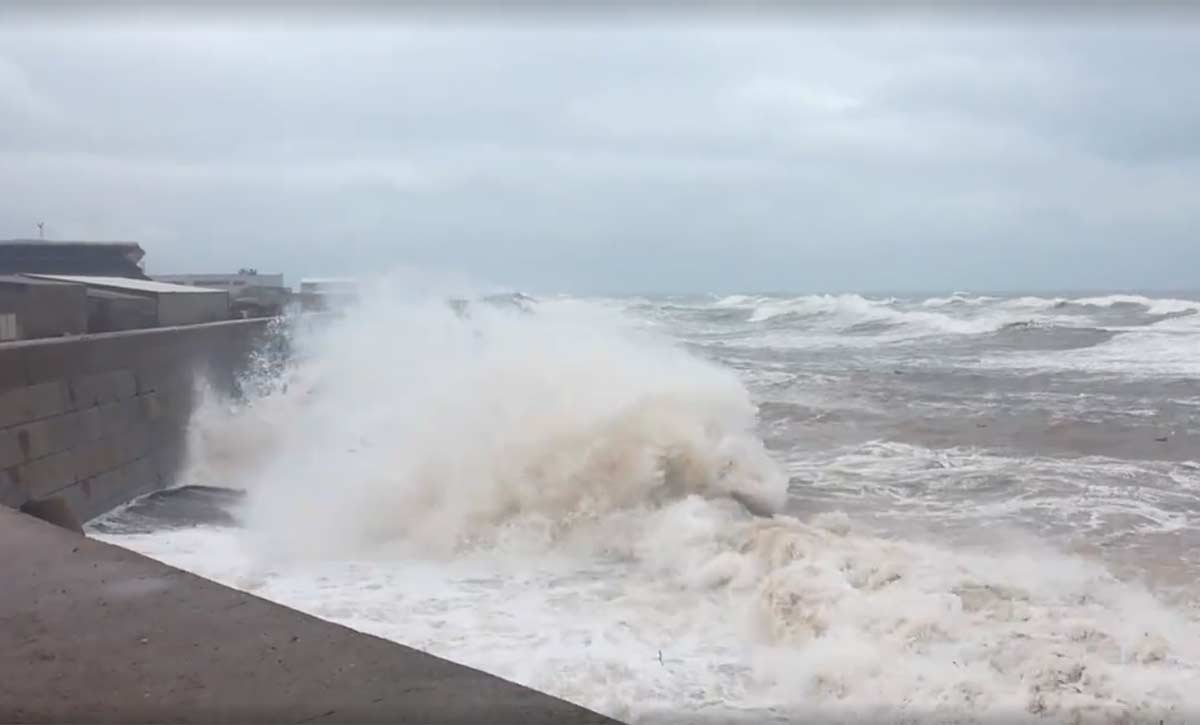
(0, 507, 620, 724)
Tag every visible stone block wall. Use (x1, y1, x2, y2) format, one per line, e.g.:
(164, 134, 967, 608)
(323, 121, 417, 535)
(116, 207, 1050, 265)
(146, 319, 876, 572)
(0, 318, 270, 522)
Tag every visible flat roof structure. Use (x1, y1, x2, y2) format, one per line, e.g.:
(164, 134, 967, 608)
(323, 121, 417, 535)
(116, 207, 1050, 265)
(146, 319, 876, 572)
(25, 275, 230, 327)
(26, 275, 225, 294)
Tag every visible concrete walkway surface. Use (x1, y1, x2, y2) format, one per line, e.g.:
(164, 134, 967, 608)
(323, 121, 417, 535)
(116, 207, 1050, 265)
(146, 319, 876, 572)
(0, 507, 620, 724)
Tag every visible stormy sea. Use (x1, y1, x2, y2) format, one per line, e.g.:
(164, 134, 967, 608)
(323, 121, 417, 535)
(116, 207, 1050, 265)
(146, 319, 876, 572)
(92, 289, 1200, 724)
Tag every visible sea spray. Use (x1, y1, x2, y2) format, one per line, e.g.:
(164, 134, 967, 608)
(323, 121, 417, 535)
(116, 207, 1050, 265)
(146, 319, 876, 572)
(224, 289, 788, 560)
(96, 289, 1200, 724)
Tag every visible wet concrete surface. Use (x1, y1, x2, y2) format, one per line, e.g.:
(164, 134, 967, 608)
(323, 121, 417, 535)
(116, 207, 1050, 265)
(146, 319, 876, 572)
(0, 506, 619, 724)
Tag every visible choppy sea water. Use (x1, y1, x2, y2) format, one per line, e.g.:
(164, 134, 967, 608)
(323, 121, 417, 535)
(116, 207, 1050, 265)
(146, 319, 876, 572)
(93, 291, 1200, 724)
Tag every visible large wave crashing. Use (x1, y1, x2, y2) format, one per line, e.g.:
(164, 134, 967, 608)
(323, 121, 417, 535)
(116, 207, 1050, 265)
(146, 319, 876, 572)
(151, 289, 1200, 723)
(209, 290, 788, 559)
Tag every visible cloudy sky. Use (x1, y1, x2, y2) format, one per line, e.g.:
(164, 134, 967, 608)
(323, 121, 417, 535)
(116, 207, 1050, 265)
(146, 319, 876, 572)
(1, 8, 1198, 294)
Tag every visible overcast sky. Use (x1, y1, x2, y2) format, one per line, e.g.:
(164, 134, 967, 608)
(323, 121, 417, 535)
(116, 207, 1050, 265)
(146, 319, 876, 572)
(1, 9, 1198, 294)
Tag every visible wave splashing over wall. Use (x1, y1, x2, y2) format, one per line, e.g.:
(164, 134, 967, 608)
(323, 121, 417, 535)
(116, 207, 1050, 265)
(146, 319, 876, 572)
(238, 289, 787, 560)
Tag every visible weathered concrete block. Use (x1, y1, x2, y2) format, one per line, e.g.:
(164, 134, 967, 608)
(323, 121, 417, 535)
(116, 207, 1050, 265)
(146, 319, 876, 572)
(73, 423, 154, 485)
(20, 495, 83, 534)
(0, 466, 27, 508)
(82, 333, 150, 375)
(117, 424, 152, 465)
(65, 455, 160, 521)
(0, 317, 273, 518)
(0, 345, 28, 393)
(71, 439, 114, 482)
(85, 482, 121, 519)
(0, 426, 26, 469)
(74, 405, 106, 444)
(66, 369, 138, 410)
(124, 455, 159, 496)
(149, 439, 188, 487)
(135, 361, 196, 396)
(17, 448, 77, 499)
(42, 410, 85, 456)
(150, 381, 197, 428)
(93, 396, 139, 438)
(137, 391, 164, 421)
(71, 438, 123, 483)
(139, 332, 184, 365)
(59, 472, 117, 523)
(0, 381, 68, 429)
(53, 478, 90, 522)
(23, 337, 86, 386)
(0, 408, 99, 470)
(0, 420, 48, 469)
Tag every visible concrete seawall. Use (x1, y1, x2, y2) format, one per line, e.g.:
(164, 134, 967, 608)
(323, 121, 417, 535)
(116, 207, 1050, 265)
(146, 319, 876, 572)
(0, 318, 269, 522)
(0, 507, 617, 724)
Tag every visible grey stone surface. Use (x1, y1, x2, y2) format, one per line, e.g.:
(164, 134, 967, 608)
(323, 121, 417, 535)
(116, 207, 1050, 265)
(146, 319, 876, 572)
(22, 336, 87, 387)
(0, 318, 269, 516)
(0, 466, 25, 507)
(63, 456, 161, 521)
(67, 369, 138, 409)
(0, 345, 27, 388)
(0, 421, 27, 468)
(0, 381, 68, 428)
(19, 495, 83, 533)
(0, 508, 619, 725)
(17, 447, 76, 499)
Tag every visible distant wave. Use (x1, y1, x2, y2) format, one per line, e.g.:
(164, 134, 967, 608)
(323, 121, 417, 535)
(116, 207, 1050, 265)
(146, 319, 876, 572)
(708, 294, 1034, 338)
(992, 294, 1200, 316)
(713, 294, 757, 308)
(1069, 294, 1200, 315)
(701, 292, 1200, 341)
(920, 292, 1000, 308)
(996, 296, 1068, 311)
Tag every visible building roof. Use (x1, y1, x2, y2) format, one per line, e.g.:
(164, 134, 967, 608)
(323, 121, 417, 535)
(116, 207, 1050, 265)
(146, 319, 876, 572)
(155, 273, 282, 280)
(0, 240, 147, 279)
(25, 275, 226, 295)
(0, 274, 80, 287)
(85, 287, 148, 301)
(153, 273, 287, 290)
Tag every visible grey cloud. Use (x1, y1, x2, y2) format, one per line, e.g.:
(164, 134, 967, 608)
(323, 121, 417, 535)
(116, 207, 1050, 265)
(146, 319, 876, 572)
(0, 18, 1197, 294)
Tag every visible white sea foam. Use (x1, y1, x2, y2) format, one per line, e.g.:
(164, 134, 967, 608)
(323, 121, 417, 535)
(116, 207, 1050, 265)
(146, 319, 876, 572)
(981, 322, 1200, 377)
(98, 496, 1200, 724)
(94, 290, 1200, 724)
(703, 294, 1087, 340)
(699, 293, 1200, 356)
(984, 293, 1200, 317)
(230, 288, 787, 560)
(716, 294, 1006, 336)
(1072, 295, 1200, 315)
(921, 293, 1000, 308)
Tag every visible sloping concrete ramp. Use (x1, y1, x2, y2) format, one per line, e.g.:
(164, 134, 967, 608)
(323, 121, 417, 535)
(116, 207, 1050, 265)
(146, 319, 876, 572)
(0, 507, 619, 724)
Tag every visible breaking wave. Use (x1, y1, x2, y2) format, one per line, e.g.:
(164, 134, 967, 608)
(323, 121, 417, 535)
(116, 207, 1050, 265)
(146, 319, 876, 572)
(1070, 294, 1200, 315)
(921, 292, 1000, 307)
(712, 294, 1028, 337)
(230, 290, 787, 559)
(703, 293, 1200, 344)
(131, 289, 1200, 724)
